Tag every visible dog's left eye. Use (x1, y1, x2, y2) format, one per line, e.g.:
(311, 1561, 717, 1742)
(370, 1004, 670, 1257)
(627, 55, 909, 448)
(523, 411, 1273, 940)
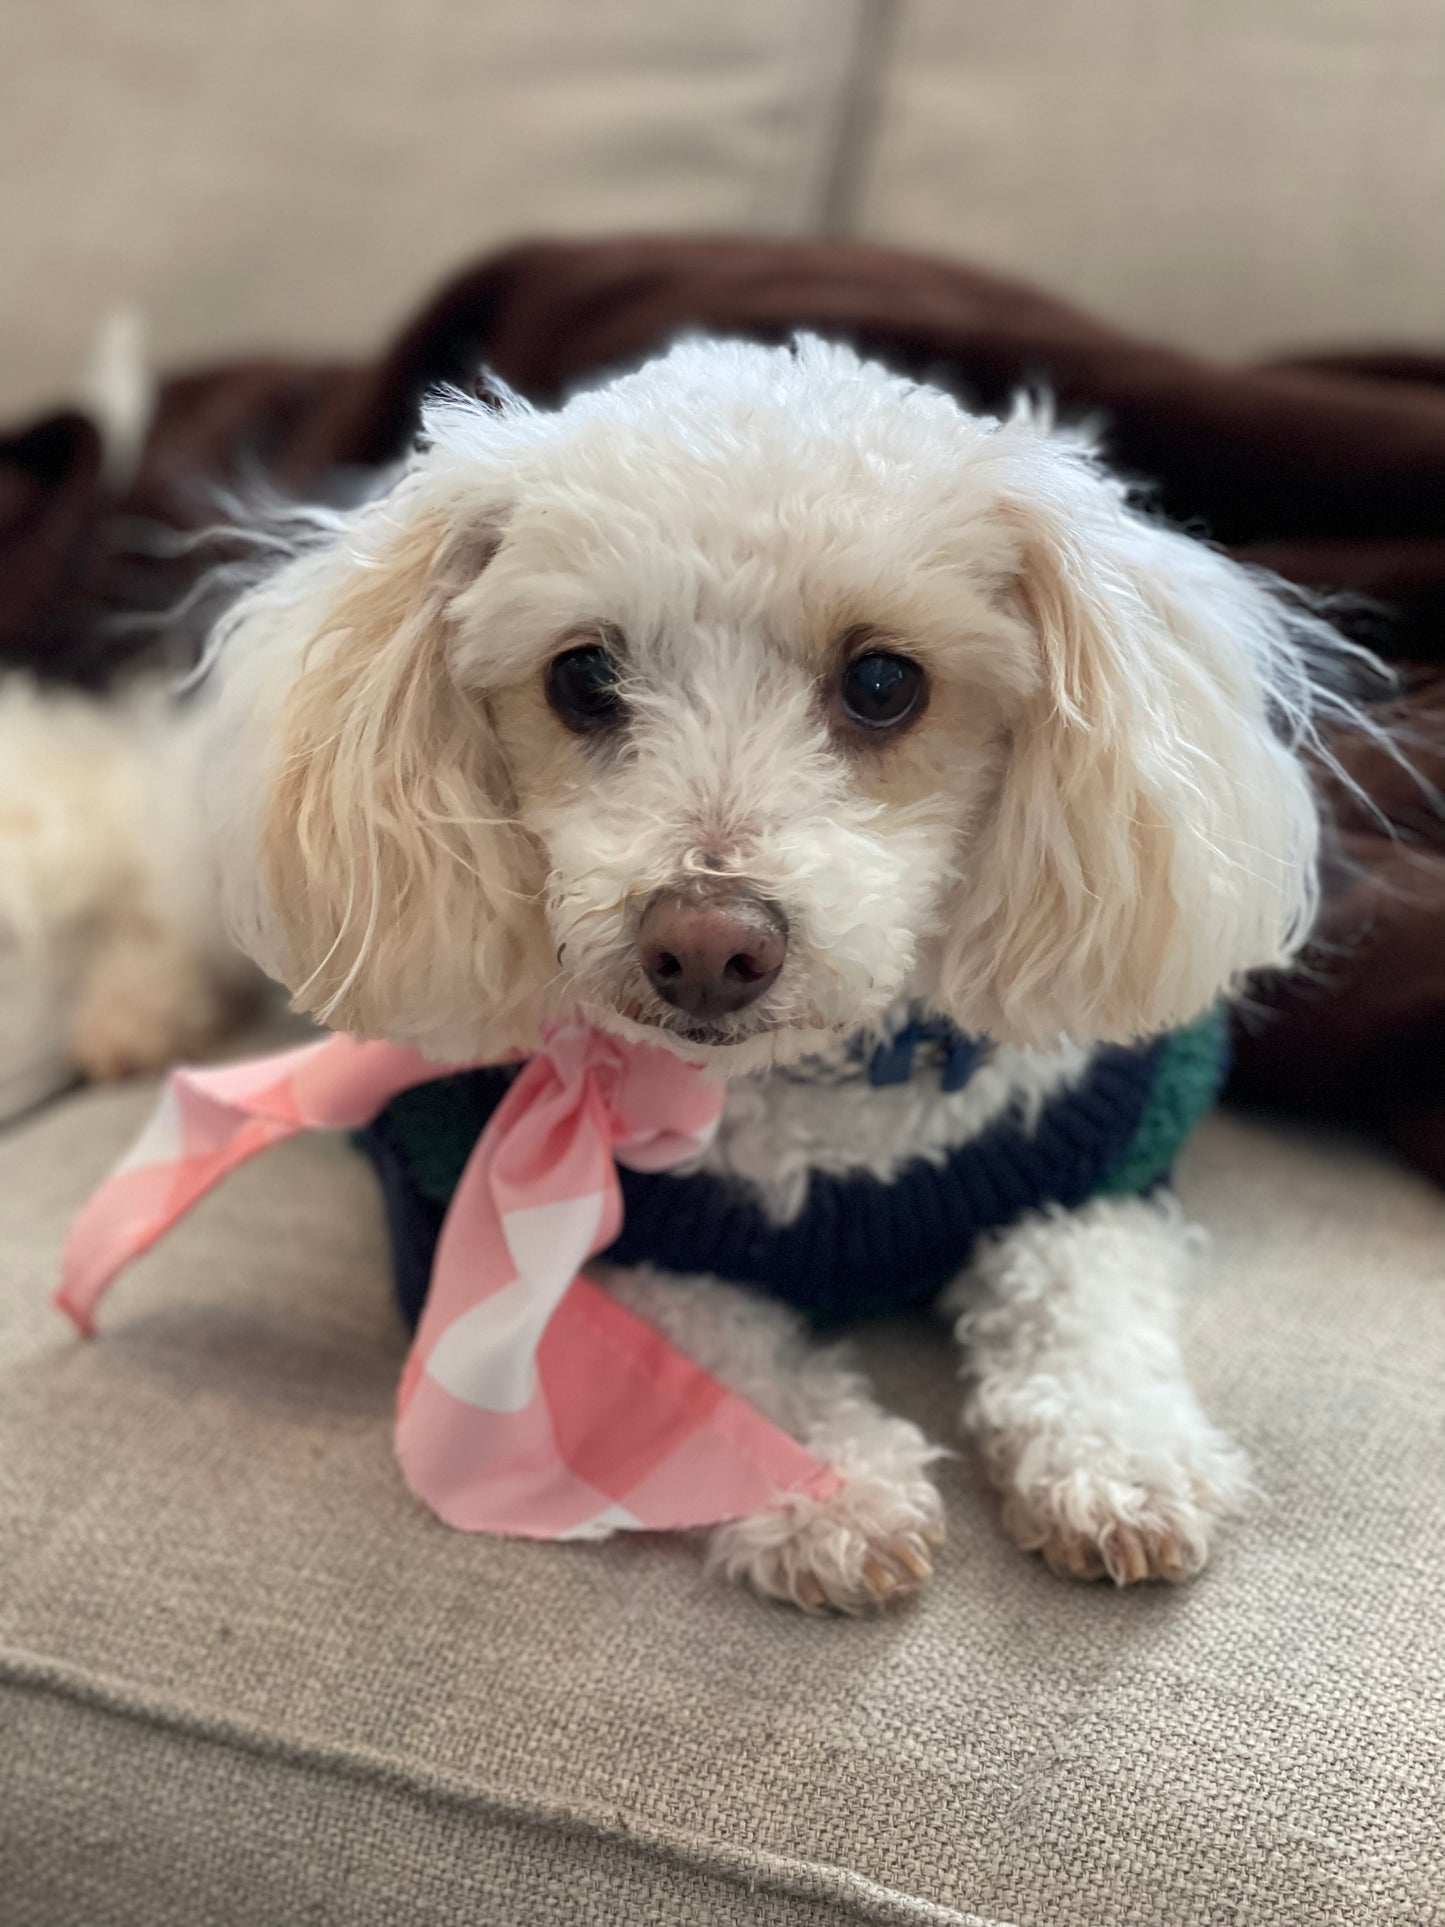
(840, 652, 927, 730)
(547, 645, 624, 733)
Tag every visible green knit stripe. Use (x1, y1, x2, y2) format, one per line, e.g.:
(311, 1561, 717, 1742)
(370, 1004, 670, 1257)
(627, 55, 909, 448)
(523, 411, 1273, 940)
(1096, 1008, 1231, 1198)
(365, 1075, 495, 1204)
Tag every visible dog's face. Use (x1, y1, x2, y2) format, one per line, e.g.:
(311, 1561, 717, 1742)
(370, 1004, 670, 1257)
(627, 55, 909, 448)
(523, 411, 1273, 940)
(448, 364, 1032, 1069)
(216, 338, 1324, 1069)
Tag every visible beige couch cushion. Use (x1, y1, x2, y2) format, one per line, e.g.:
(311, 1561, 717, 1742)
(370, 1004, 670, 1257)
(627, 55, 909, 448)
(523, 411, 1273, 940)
(862, 0, 1445, 355)
(2, 1064, 1442, 1925)
(0, 0, 870, 419)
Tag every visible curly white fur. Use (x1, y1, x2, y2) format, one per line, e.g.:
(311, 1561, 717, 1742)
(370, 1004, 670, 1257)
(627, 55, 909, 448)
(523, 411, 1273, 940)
(701, 1029, 1091, 1224)
(3, 336, 1362, 1607)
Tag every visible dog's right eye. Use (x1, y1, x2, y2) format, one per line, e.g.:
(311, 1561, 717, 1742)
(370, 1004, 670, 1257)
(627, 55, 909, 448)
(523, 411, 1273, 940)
(546, 645, 624, 733)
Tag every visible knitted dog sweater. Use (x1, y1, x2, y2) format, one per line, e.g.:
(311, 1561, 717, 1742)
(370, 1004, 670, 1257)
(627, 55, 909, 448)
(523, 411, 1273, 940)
(360, 1011, 1229, 1331)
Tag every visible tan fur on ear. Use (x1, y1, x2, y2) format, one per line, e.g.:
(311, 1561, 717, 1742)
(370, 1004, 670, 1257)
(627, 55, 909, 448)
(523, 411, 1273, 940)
(933, 483, 1321, 1046)
(259, 510, 545, 1046)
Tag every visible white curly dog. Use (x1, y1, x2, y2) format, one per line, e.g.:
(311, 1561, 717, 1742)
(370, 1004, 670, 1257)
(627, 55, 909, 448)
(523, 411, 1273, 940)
(3, 338, 1361, 1611)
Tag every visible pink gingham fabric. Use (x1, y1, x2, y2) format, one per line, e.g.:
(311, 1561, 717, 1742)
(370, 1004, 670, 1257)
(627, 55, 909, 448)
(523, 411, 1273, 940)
(57, 1026, 840, 1539)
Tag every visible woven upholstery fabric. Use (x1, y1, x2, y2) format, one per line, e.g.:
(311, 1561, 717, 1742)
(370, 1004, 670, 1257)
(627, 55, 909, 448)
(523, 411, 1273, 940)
(2, 1063, 1443, 1925)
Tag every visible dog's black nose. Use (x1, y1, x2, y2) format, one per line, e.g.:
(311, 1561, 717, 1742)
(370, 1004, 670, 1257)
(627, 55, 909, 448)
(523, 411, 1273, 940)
(637, 885, 787, 1019)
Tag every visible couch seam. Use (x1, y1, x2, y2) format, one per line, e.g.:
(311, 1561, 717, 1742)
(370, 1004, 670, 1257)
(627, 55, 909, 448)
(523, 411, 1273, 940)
(813, 0, 902, 235)
(0, 1645, 1012, 1927)
(750, 0, 876, 235)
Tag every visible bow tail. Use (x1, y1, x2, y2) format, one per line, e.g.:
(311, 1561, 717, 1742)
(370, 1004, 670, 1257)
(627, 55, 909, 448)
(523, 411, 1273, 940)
(539, 1275, 843, 1535)
(56, 1075, 301, 1334)
(396, 1272, 842, 1539)
(394, 1063, 841, 1539)
(55, 1035, 449, 1335)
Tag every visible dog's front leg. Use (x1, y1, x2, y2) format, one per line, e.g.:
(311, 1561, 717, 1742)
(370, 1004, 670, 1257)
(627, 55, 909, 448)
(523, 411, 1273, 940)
(947, 1195, 1252, 1585)
(596, 1265, 945, 1613)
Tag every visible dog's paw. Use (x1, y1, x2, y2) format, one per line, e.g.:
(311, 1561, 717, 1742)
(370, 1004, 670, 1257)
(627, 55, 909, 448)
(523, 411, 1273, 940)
(707, 1470, 946, 1615)
(991, 1437, 1252, 1587)
(1002, 1479, 1213, 1584)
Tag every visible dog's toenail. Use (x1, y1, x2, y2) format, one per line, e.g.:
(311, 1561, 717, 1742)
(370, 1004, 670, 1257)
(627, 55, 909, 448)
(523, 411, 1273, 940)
(862, 1554, 902, 1599)
(893, 1538, 932, 1582)
(794, 1571, 826, 1612)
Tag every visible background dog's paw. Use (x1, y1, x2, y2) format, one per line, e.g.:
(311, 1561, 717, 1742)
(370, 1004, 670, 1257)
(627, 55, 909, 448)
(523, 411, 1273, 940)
(68, 922, 236, 1082)
(995, 1441, 1252, 1587)
(707, 1473, 945, 1615)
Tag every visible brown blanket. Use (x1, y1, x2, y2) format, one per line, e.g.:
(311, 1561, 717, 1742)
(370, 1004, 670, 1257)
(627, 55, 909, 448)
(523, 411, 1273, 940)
(3, 236, 1442, 1178)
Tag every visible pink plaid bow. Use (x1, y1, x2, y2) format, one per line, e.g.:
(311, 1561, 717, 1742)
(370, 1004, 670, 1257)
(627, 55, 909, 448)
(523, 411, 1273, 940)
(57, 1026, 840, 1538)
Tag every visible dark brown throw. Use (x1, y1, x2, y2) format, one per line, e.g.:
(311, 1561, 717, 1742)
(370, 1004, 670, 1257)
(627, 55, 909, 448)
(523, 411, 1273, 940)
(2, 236, 1441, 1179)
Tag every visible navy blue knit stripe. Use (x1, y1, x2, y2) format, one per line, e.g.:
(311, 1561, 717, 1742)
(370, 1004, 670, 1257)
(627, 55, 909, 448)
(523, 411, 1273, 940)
(362, 1105, 446, 1333)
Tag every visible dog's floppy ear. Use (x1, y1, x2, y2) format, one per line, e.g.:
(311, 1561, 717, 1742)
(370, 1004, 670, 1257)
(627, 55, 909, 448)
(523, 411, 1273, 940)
(934, 437, 1324, 1045)
(254, 502, 545, 1047)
